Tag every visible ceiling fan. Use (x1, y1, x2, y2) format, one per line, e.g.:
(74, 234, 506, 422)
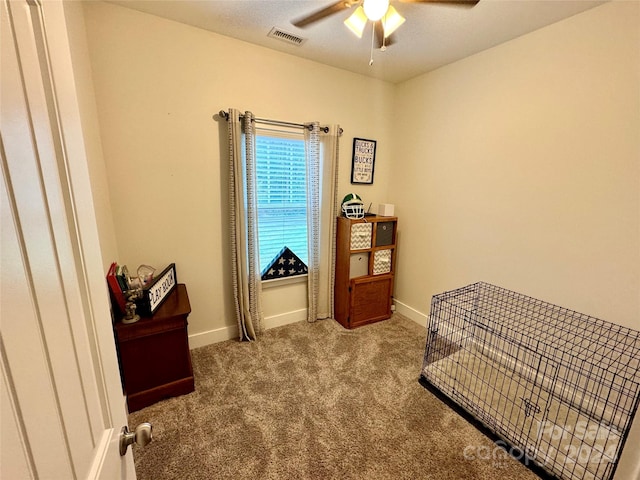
(293, 0, 479, 50)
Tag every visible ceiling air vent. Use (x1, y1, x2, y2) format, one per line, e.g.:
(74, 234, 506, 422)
(267, 28, 306, 46)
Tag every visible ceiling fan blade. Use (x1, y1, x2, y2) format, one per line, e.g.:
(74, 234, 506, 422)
(385, 33, 397, 46)
(399, 0, 479, 6)
(374, 21, 384, 47)
(374, 22, 396, 49)
(292, 1, 354, 28)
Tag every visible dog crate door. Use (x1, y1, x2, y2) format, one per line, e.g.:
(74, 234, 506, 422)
(428, 338, 558, 459)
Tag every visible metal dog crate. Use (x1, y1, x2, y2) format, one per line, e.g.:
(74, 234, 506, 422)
(420, 282, 640, 480)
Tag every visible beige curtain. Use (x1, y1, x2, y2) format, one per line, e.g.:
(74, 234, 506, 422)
(305, 124, 341, 322)
(228, 109, 263, 340)
(228, 108, 340, 334)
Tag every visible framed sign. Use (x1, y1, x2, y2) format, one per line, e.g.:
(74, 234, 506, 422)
(136, 263, 177, 316)
(351, 138, 376, 184)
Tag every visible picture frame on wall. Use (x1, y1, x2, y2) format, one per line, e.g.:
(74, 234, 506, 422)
(351, 137, 376, 185)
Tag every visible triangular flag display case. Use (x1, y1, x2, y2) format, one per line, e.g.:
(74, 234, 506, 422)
(334, 215, 397, 329)
(261, 246, 308, 281)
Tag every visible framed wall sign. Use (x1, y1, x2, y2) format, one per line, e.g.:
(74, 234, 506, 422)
(351, 138, 376, 185)
(136, 263, 177, 316)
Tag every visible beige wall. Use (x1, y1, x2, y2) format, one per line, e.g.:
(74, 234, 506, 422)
(62, 0, 119, 271)
(390, 5, 640, 474)
(84, 1, 639, 335)
(82, 1, 395, 343)
(83, 1, 639, 335)
(390, 1, 640, 331)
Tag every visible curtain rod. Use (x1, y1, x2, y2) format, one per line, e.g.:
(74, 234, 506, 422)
(218, 110, 342, 135)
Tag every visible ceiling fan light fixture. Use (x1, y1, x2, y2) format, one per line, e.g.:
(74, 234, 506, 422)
(382, 5, 405, 37)
(363, 0, 389, 21)
(344, 6, 367, 38)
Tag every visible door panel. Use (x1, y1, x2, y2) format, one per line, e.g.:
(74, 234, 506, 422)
(1, 0, 134, 478)
(1, 166, 76, 477)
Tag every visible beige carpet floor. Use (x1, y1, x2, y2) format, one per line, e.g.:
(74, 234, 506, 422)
(128, 314, 541, 479)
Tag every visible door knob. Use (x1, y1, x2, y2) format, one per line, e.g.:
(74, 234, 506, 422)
(119, 422, 153, 456)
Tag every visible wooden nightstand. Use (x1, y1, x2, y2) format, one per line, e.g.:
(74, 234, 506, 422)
(114, 283, 194, 412)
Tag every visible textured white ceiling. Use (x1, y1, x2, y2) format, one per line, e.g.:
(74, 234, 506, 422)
(108, 0, 606, 84)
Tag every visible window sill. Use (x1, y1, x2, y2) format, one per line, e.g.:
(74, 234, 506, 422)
(262, 274, 308, 289)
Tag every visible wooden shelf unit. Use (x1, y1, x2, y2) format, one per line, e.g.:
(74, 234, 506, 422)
(334, 215, 397, 329)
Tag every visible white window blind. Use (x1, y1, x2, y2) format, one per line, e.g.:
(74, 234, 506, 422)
(255, 131, 308, 275)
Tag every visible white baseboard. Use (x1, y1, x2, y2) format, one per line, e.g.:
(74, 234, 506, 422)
(188, 308, 308, 350)
(394, 299, 428, 328)
(188, 324, 237, 349)
(263, 308, 308, 330)
(189, 304, 428, 349)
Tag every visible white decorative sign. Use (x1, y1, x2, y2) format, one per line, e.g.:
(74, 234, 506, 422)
(147, 263, 177, 313)
(351, 138, 377, 184)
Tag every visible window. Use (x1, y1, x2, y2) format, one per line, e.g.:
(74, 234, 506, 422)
(255, 130, 308, 278)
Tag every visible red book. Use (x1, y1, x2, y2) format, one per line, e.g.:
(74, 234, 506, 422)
(106, 262, 126, 315)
